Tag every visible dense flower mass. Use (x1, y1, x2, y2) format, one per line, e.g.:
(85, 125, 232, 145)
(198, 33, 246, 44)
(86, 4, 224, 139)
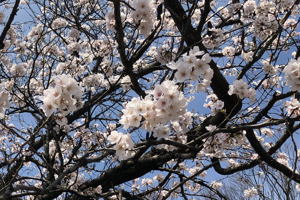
(283, 58, 300, 91)
(107, 131, 134, 160)
(120, 80, 190, 133)
(167, 46, 213, 88)
(204, 94, 224, 115)
(285, 97, 300, 118)
(130, 0, 155, 36)
(41, 75, 83, 116)
(228, 79, 256, 100)
(244, 187, 258, 198)
(0, 87, 9, 118)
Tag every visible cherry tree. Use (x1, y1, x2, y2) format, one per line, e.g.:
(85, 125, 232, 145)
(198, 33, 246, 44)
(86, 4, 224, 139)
(0, 0, 299, 199)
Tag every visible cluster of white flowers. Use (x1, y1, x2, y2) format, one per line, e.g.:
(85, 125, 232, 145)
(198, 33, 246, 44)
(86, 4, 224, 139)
(0, 87, 9, 118)
(141, 178, 154, 186)
(283, 58, 300, 91)
(243, 0, 256, 18)
(277, 0, 294, 11)
(251, 1, 278, 40)
(26, 24, 43, 39)
(296, 184, 300, 192)
(262, 76, 280, 89)
(204, 94, 224, 115)
(222, 46, 236, 58)
(10, 62, 28, 77)
(260, 128, 274, 137)
(82, 73, 106, 92)
(105, 8, 126, 32)
(285, 98, 300, 118)
(276, 152, 289, 166)
(210, 181, 223, 189)
(202, 132, 245, 158)
(262, 60, 277, 75)
(253, 13, 278, 40)
(52, 18, 68, 29)
(228, 79, 256, 100)
(120, 80, 189, 133)
(105, 10, 116, 31)
(242, 51, 254, 62)
(167, 46, 213, 85)
(41, 75, 83, 116)
(130, 0, 155, 36)
(107, 131, 134, 160)
(149, 44, 175, 64)
(244, 187, 258, 198)
(203, 28, 225, 49)
(243, 1, 284, 40)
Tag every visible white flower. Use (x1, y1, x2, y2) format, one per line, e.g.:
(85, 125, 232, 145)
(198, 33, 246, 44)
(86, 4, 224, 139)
(0, 90, 9, 118)
(244, 187, 258, 198)
(167, 47, 212, 83)
(205, 125, 217, 132)
(141, 178, 153, 186)
(95, 185, 102, 194)
(153, 125, 170, 138)
(222, 46, 236, 57)
(41, 97, 57, 117)
(210, 181, 223, 189)
(107, 131, 122, 144)
(52, 18, 68, 29)
(283, 57, 300, 91)
(262, 60, 277, 75)
(261, 128, 273, 136)
(120, 80, 189, 132)
(175, 66, 192, 82)
(203, 28, 224, 49)
(242, 51, 254, 62)
(228, 79, 256, 100)
(285, 98, 300, 117)
(41, 75, 83, 116)
(107, 131, 134, 160)
(130, 0, 155, 36)
(243, 0, 256, 17)
(10, 63, 27, 76)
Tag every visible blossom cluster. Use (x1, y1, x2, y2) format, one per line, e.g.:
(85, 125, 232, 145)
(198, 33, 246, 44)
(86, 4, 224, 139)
(203, 28, 225, 49)
(285, 98, 300, 118)
(107, 131, 134, 160)
(228, 79, 256, 100)
(204, 94, 224, 115)
(52, 18, 68, 29)
(202, 132, 245, 158)
(41, 75, 83, 116)
(0, 88, 9, 119)
(244, 187, 258, 198)
(243, 1, 281, 40)
(10, 62, 28, 77)
(222, 46, 236, 58)
(167, 46, 213, 86)
(120, 80, 189, 134)
(283, 58, 300, 91)
(130, 0, 155, 36)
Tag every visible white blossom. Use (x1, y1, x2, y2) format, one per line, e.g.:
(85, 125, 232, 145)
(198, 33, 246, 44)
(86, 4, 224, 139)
(107, 131, 134, 160)
(283, 57, 300, 91)
(228, 79, 256, 100)
(41, 75, 83, 116)
(244, 187, 258, 198)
